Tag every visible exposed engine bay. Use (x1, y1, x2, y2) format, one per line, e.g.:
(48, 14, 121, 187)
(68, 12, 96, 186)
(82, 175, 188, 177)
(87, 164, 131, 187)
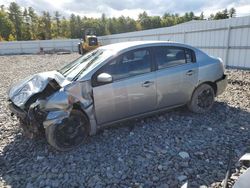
(8, 71, 96, 139)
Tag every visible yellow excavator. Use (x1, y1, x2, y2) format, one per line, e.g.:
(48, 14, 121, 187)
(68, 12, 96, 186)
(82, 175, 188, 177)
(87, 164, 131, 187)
(78, 28, 100, 55)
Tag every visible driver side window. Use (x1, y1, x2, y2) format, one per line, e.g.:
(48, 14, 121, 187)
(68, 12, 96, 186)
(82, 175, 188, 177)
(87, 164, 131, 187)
(93, 48, 152, 86)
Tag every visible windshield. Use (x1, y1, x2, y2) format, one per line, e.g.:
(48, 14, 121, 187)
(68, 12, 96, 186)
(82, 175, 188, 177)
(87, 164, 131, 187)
(58, 49, 113, 81)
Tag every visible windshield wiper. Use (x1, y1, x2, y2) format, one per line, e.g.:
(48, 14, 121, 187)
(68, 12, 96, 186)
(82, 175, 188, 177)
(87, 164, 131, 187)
(72, 52, 102, 81)
(61, 50, 100, 78)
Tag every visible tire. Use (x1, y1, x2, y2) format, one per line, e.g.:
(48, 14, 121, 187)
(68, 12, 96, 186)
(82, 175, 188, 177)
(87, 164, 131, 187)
(80, 46, 87, 55)
(78, 44, 81, 54)
(188, 83, 215, 113)
(45, 110, 89, 151)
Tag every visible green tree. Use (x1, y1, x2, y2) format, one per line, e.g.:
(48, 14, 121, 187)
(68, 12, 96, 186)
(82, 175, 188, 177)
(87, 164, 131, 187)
(28, 7, 39, 39)
(229, 8, 236, 18)
(0, 2, 239, 40)
(69, 13, 77, 38)
(8, 33, 15, 41)
(0, 8, 14, 40)
(150, 16, 161, 29)
(8, 2, 23, 40)
(214, 9, 229, 20)
(22, 8, 32, 40)
(42, 11, 52, 39)
(61, 16, 70, 38)
(138, 11, 152, 30)
(53, 11, 61, 38)
(0, 35, 4, 41)
(37, 11, 52, 39)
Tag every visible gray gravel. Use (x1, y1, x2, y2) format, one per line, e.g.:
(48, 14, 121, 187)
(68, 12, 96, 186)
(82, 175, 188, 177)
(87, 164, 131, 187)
(0, 54, 249, 188)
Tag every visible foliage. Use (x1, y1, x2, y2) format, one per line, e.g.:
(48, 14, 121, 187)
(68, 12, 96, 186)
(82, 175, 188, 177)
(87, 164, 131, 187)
(8, 33, 15, 41)
(209, 8, 236, 20)
(0, 2, 237, 41)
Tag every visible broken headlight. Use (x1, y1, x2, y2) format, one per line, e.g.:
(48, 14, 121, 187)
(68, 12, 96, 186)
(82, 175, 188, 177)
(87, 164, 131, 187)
(12, 76, 44, 106)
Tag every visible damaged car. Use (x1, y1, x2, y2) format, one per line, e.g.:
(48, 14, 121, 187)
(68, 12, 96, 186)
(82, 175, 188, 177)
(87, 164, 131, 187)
(8, 41, 227, 151)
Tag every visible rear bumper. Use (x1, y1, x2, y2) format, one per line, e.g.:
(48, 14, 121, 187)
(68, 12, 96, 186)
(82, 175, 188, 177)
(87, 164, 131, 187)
(216, 74, 227, 96)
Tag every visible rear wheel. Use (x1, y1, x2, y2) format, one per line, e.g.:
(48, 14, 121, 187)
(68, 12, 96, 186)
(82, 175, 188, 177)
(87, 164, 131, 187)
(80, 46, 86, 55)
(78, 44, 81, 54)
(45, 110, 89, 151)
(188, 83, 215, 113)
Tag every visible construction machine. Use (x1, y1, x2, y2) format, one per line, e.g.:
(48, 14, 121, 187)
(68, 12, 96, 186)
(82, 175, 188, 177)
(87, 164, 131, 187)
(78, 28, 100, 55)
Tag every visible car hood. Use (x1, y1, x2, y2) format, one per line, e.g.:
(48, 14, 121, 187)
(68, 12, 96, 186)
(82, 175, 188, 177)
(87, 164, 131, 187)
(8, 71, 71, 107)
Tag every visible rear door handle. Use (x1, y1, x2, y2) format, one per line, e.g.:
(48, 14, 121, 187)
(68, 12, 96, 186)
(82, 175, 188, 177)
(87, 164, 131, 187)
(186, 70, 194, 76)
(142, 81, 154, 87)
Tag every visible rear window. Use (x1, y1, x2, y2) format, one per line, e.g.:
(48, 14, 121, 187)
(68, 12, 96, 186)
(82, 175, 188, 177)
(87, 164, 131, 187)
(154, 46, 196, 69)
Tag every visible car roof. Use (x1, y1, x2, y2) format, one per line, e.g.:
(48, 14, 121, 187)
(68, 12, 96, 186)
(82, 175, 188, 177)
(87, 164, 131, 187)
(99, 41, 193, 52)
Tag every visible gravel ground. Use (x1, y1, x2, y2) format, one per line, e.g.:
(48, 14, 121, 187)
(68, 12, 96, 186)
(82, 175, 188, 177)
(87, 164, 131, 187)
(0, 54, 249, 188)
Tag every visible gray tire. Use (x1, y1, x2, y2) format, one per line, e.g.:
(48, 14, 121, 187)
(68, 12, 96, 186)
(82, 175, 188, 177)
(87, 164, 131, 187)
(188, 83, 215, 113)
(45, 110, 89, 151)
(80, 47, 86, 55)
(78, 44, 81, 54)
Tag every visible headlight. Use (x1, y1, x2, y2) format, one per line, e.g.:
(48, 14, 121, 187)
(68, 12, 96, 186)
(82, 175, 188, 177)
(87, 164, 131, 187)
(12, 91, 30, 106)
(30, 76, 44, 92)
(12, 76, 44, 106)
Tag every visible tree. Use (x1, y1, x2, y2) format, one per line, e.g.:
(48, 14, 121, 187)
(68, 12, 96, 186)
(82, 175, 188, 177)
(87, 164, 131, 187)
(200, 12, 204, 20)
(0, 5, 4, 11)
(22, 8, 32, 40)
(0, 2, 239, 40)
(208, 14, 215, 20)
(8, 34, 15, 41)
(214, 9, 229, 20)
(0, 8, 14, 40)
(61, 17, 70, 38)
(8, 2, 23, 40)
(42, 11, 52, 39)
(99, 13, 108, 35)
(53, 11, 61, 38)
(28, 7, 39, 40)
(229, 8, 236, 18)
(138, 11, 151, 30)
(69, 14, 77, 38)
(0, 35, 4, 41)
(37, 11, 52, 40)
(150, 16, 161, 28)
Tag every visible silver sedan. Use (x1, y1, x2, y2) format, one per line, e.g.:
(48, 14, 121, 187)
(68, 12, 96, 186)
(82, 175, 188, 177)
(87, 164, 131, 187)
(8, 41, 227, 150)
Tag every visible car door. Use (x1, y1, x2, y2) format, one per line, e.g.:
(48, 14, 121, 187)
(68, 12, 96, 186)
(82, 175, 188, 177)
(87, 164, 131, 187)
(153, 46, 198, 108)
(92, 48, 157, 125)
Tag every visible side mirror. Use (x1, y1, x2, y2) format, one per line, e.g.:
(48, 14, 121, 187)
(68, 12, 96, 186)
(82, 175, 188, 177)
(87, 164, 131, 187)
(97, 73, 112, 83)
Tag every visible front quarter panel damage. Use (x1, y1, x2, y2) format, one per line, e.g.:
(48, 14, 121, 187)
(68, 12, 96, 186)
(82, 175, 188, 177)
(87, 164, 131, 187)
(42, 80, 97, 135)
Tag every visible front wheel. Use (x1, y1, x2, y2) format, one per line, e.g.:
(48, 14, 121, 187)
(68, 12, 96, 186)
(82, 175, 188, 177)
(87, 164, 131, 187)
(45, 110, 89, 151)
(188, 84, 215, 113)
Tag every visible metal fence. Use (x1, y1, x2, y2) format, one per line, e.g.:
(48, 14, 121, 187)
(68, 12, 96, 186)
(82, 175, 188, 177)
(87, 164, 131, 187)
(98, 16, 250, 69)
(0, 39, 79, 55)
(0, 16, 250, 69)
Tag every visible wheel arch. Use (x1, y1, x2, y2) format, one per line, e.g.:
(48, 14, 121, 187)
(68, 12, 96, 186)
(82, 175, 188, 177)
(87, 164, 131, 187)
(72, 102, 97, 136)
(200, 81, 217, 95)
(72, 103, 90, 123)
(189, 81, 217, 102)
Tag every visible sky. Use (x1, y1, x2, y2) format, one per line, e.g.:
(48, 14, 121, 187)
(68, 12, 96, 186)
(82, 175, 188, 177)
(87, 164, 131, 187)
(1, 0, 250, 19)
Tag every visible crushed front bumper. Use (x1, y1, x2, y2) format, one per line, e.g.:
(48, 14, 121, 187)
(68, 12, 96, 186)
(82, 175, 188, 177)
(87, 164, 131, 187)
(9, 102, 27, 119)
(216, 74, 228, 96)
(9, 102, 46, 138)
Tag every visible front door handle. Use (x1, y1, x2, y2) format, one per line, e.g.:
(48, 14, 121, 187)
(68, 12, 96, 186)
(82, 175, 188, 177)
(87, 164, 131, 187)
(142, 81, 154, 87)
(186, 70, 194, 76)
